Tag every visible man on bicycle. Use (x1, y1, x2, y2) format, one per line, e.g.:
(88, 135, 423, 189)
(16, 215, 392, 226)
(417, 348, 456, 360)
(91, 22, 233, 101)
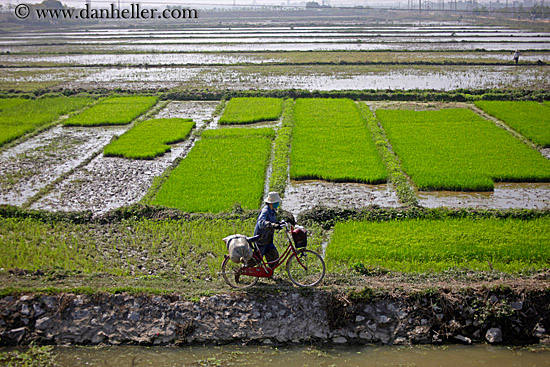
(253, 191, 282, 268)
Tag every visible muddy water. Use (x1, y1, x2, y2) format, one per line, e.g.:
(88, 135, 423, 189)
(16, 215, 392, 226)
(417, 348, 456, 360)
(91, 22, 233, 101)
(0, 125, 125, 207)
(31, 101, 218, 215)
(418, 182, 550, 210)
(283, 181, 400, 217)
(57, 65, 549, 91)
(40, 344, 550, 367)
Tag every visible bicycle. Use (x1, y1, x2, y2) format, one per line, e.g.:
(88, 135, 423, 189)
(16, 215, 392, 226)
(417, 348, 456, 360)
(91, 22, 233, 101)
(221, 220, 325, 288)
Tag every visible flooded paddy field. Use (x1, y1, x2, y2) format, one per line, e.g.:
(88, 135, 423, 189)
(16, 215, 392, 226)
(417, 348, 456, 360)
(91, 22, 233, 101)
(0, 125, 125, 207)
(33, 344, 550, 367)
(283, 181, 400, 217)
(30, 101, 217, 214)
(2, 64, 547, 91)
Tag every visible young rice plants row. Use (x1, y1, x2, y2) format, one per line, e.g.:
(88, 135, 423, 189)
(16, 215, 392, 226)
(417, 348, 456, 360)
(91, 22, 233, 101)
(0, 96, 93, 146)
(103, 118, 195, 159)
(327, 217, 550, 273)
(152, 128, 275, 212)
(290, 98, 387, 183)
(218, 97, 283, 125)
(63, 96, 158, 126)
(377, 108, 550, 191)
(474, 101, 550, 147)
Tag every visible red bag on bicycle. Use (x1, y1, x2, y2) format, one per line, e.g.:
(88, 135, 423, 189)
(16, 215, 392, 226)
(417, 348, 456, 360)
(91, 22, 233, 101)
(291, 226, 307, 248)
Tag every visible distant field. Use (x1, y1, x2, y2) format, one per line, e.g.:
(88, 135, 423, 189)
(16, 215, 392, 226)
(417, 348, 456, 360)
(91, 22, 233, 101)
(63, 96, 158, 126)
(0, 96, 93, 146)
(327, 218, 550, 273)
(377, 108, 550, 191)
(475, 101, 550, 147)
(152, 128, 274, 212)
(103, 118, 195, 159)
(290, 98, 387, 183)
(218, 97, 283, 125)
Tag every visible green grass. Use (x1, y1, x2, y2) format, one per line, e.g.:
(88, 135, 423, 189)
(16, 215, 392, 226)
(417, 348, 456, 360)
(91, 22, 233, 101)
(475, 101, 550, 147)
(377, 108, 550, 191)
(63, 96, 158, 126)
(0, 98, 29, 111)
(0, 96, 94, 146)
(290, 98, 387, 183)
(327, 218, 550, 273)
(103, 118, 195, 159)
(0, 216, 257, 279)
(218, 97, 283, 125)
(152, 128, 274, 212)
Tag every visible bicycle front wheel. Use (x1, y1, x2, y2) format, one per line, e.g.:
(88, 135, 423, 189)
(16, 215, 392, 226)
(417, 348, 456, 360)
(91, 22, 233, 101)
(286, 249, 325, 287)
(221, 256, 259, 289)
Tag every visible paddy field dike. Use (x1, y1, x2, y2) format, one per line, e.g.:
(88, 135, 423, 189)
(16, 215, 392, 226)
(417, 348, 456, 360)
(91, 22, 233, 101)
(0, 9, 549, 348)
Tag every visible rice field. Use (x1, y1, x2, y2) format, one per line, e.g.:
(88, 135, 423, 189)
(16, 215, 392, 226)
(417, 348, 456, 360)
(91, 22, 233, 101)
(152, 128, 274, 212)
(377, 108, 550, 191)
(103, 118, 195, 159)
(63, 96, 158, 126)
(218, 97, 283, 125)
(474, 101, 550, 148)
(0, 96, 93, 146)
(327, 217, 550, 273)
(290, 98, 387, 183)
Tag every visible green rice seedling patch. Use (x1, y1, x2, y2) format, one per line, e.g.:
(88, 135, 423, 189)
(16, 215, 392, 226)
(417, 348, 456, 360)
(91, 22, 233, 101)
(63, 96, 158, 126)
(290, 98, 387, 183)
(0, 96, 94, 146)
(0, 216, 257, 279)
(152, 128, 274, 212)
(103, 118, 195, 159)
(475, 101, 550, 147)
(327, 218, 550, 273)
(218, 97, 283, 125)
(0, 98, 29, 112)
(377, 108, 550, 191)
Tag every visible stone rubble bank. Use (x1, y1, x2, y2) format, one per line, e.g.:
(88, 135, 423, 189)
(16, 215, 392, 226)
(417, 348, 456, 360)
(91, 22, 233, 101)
(1, 289, 548, 346)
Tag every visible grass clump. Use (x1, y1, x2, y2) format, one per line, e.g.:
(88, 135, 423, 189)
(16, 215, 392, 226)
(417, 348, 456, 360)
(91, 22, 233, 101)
(103, 118, 195, 159)
(475, 101, 550, 147)
(0, 96, 93, 146)
(290, 98, 387, 183)
(63, 95, 158, 126)
(269, 99, 294, 195)
(358, 103, 418, 206)
(377, 108, 550, 191)
(327, 217, 550, 273)
(152, 128, 274, 212)
(218, 97, 283, 125)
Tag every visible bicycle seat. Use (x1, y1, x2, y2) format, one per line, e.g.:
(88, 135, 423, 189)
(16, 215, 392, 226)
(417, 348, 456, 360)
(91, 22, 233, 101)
(246, 235, 260, 243)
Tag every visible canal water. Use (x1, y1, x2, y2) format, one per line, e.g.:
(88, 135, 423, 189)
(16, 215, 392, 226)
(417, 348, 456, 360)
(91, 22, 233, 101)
(42, 344, 550, 367)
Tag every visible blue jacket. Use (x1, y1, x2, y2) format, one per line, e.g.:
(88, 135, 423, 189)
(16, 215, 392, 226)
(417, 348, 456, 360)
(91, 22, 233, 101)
(253, 205, 277, 246)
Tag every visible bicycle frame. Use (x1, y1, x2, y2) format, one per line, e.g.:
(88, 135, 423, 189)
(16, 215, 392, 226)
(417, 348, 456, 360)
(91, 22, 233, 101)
(238, 222, 304, 278)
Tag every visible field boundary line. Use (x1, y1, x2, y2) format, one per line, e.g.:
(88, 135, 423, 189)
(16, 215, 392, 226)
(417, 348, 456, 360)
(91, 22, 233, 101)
(359, 102, 418, 206)
(268, 99, 294, 197)
(468, 104, 546, 157)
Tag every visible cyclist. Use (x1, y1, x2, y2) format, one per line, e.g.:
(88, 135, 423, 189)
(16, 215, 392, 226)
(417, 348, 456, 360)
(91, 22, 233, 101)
(253, 191, 282, 268)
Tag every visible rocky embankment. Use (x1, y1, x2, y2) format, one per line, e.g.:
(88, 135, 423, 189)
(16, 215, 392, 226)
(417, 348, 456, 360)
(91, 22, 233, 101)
(1, 287, 549, 346)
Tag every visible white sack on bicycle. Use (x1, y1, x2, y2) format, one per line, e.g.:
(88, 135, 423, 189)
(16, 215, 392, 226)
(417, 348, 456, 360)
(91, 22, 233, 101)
(223, 234, 253, 263)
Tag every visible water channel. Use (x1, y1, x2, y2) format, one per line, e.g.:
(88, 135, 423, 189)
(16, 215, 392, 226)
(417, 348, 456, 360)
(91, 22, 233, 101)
(11, 344, 550, 367)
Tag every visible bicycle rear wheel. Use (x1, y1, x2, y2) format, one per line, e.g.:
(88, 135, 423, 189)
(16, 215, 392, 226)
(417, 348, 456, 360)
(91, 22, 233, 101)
(221, 256, 259, 289)
(286, 249, 325, 287)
